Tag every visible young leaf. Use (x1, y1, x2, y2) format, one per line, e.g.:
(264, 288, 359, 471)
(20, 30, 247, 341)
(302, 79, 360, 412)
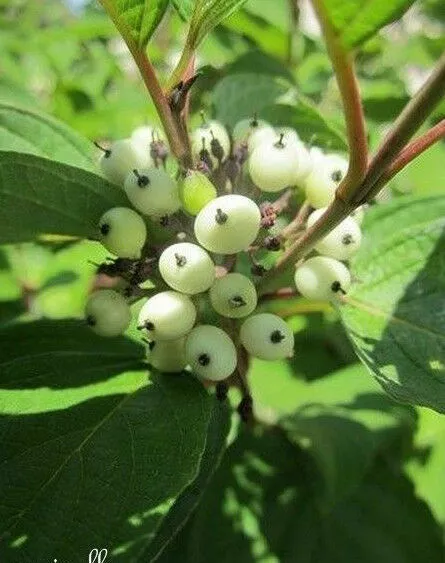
(185, 0, 249, 50)
(0, 320, 213, 562)
(0, 103, 95, 171)
(340, 195, 445, 413)
(322, 0, 416, 48)
(0, 151, 128, 244)
(99, 0, 169, 48)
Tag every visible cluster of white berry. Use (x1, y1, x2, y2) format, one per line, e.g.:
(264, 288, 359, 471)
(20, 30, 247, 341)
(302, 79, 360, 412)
(85, 115, 364, 382)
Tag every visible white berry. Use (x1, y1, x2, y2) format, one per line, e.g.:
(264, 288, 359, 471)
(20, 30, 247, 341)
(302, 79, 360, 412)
(209, 273, 257, 318)
(98, 139, 151, 186)
(147, 338, 187, 373)
(131, 125, 165, 148)
(191, 120, 231, 166)
(294, 256, 351, 301)
(249, 134, 300, 192)
(98, 207, 147, 259)
(194, 195, 261, 254)
(185, 325, 237, 381)
(247, 124, 276, 153)
(159, 242, 215, 295)
(138, 291, 196, 341)
(307, 208, 362, 260)
(240, 313, 294, 361)
(233, 117, 271, 144)
(305, 153, 348, 208)
(85, 290, 131, 337)
(124, 168, 181, 218)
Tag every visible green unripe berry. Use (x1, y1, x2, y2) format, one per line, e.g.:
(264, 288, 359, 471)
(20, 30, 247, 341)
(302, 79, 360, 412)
(138, 291, 196, 341)
(240, 313, 294, 361)
(304, 153, 348, 208)
(194, 195, 261, 255)
(294, 256, 351, 301)
(209, 273, 257, 318)
(85, 289, 131, 337)
(180, 170, 217, 215)
(98, 207, 147, 259)
(124, 168, 181, 218)
(147, 338, 187, 373)
(185, 325, 237, 381)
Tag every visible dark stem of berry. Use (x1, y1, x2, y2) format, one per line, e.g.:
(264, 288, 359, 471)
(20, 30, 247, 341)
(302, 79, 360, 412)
(237, 394, 253, 423)
(148, 340, 156, 351)
(270, 329, 285, 344)
(251, 113, 259, 128)
(342, 233, 354, 245)
(229, 295, 246, 308)
(331, 281, 346, 295)
(175, 253, 187, 267)
(100, 223, 110, 236)
(94, 141, 111, 158)
(331, 169, 343, 182)
(198, 353, 211, 366)
(133, 169, 150, 187)
(275, 133, 286, 148)
(138, 320, 155, 331)
(216, 382, 228, 401)
(215, 208, 228, 224)
(86, 315, 96, 327)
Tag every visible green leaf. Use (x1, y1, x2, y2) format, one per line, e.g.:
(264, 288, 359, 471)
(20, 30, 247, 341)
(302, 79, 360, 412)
(340, 196, 445, 413)
(323, 0, 417, 48)
(160, 427, 443, 562)
(100, 0, 169, 48)
(261, 102, 348, 151)
(0, 151, 128, 244)
(0, 320, 214, 561)
(0, 319, 144, 391)
(186, 0, 249, 49)
(141, 402, 231, 561)
(0, 103, 95, 171)
(213, 73, 290, 127)
(172, 0, 195, 19)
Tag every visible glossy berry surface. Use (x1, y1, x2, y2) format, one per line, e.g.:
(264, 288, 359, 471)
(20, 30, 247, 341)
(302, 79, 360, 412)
(209, 273, 257, 318)
(185, 325, 237, 381)
(294, 256, 351, 301)
(124, 168, 181, 218)
(98, 207, 147, 259)
(240, 313, 294, 361)
(85, 289, 131, 337)
(180, 170, 217, 215)
(138, 290, 196, 341)
(307, 208, 362, 260)
(159, 242, 215, 295)
(147, 338, 187, 373)
(194, 195, 261, 254)
(98, 139, 151, 186)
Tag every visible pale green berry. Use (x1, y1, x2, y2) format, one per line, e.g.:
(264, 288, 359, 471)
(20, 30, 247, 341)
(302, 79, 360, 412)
(276, 127, 300, 146)
(294, 256, 351, 301)
(159, 242, 215, 295)
(240, 313, 294, 361)
(233, 117, 271, 144)
(249, 134, 300, 192)
(307, 208, 362, 260)
(209, 273, 257, 318)
(124, 168, 181, 218)
(147, 338, 187, 373)
(138, 291, 196, 341)
(191, 120, 231, 166)
(85, 289, 131, 337)
(304, 154, 348, 208)
(194, 195, 261, 254)
(98, 207, 147, 259)
(180, 170, 217, 215)
(185, 325, 237, 381)
(98, 139, 151, 186)
(247, 124, 277, 153)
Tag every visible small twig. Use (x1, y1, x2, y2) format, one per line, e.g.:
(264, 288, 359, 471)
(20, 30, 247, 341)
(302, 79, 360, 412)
(367, 118, 445, 197)
(280, 201, 311, 239)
